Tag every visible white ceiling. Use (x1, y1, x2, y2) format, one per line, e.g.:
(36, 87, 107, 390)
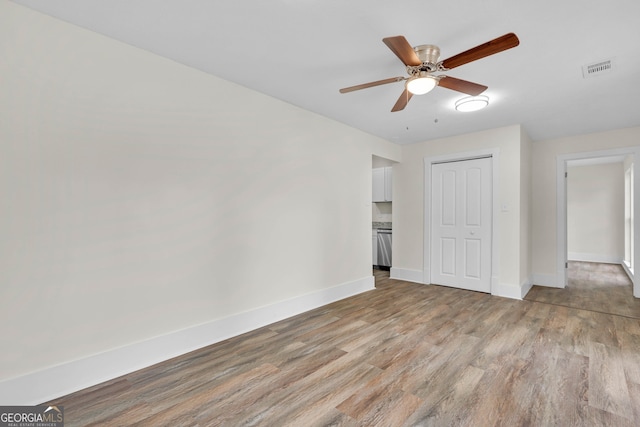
(12, 0, 640, 145)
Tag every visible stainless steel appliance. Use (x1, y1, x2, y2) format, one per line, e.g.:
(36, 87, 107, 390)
(377, 228, 392, 269)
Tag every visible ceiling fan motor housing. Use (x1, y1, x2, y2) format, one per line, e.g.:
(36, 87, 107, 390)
(412, 44, 441, 73)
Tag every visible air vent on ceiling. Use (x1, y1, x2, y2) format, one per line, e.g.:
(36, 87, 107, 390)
(582, 59, 614, 78)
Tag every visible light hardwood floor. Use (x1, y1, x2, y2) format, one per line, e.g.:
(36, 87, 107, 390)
(45, 269, 640, 426)
(526, 261, 640, 319)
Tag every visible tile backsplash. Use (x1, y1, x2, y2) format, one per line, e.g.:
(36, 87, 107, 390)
(373, 201, 392, 223)
(373, 221, 392, 229)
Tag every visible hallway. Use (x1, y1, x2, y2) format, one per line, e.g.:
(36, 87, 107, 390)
(525, 261, 640, 319)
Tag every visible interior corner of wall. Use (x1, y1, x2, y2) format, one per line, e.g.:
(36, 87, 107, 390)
(491, 279, 524, 300)
(531, 272, 563, 289)
(520, 276, 534, 299)
(389, 267, 424, 284)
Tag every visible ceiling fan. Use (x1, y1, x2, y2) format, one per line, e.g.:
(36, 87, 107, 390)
(339, 33, 520, 112)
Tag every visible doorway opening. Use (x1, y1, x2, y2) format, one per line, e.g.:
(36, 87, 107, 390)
(372, 155, 395, 276)
(557, 147, 640, 298)
(567, 156, 625, 265)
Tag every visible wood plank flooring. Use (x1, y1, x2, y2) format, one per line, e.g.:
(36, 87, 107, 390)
(45, 269, 640, 426)
(525, 261, 640, 319)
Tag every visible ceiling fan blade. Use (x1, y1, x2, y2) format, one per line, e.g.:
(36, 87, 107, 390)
(383, 36, 422, 66)
(391, 89, 413, 112)
(441, 33, 520, 70)
(339, 76, 405, 93)
(437, 76, 487, 95)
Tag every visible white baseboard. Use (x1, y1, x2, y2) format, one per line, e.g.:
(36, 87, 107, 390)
(390, 267, 424, 284)
(568, 253, 622, 264)
(531, 273, 564, 288)
(519, 276, 534, 299)
(0, 276, 374, 405)
(392, 269, 526, 300)
(491, 282, 523, 300)
(622, 261, 634, 281)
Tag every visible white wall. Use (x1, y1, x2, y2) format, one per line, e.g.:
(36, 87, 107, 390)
(530, 127, 640, 278)
(624, 154, 634, 268)
(0, 2, 400, 402)
(372, 156, 394, 168)
(392, 125, 527, 297)
(567, 162, 624, 263)
(520, 128, 533, 287)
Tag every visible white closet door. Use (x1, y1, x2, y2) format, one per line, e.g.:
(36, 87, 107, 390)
(430, 157, 492, 293)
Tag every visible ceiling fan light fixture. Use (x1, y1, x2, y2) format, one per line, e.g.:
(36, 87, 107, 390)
(455, 95, 489, 112)
(406, 73, 437, 95)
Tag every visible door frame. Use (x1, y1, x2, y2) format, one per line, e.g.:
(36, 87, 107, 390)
(556, 146, 640, 297)
(424, 148, 500, 293)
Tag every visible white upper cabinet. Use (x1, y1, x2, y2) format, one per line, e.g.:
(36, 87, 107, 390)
(384, 167, 392, 201)
(372, 167, 392, 202)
